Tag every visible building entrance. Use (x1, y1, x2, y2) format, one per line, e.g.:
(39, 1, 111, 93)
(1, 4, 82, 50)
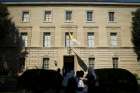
(63, 56, 74, 75)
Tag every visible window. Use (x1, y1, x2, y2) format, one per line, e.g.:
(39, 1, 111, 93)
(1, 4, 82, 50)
(108, 12, 115, 22)
(44, 11, 52, 22)
(89, 58, 95, 68)
(65, 32, 73, 47)
(112, 57, 118, 68)
(87, 32, 94, 47)
(21, 32, 28, 47)
(65, 11, 72, 22)
(42, 58, 49, 69)
(43, 32, 51, 47)
(86, 11, 93, 22)
(22, 11, 30, 22)
(110, 32, 117, 47)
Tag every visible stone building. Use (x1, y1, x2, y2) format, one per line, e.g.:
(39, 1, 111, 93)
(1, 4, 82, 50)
(2, 0, 140, 76)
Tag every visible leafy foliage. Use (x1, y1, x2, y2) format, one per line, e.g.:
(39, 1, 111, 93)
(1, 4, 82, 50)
(93, 68, 138, 93)
(0, 3, 27, 76)
(132, 8, 140, 60)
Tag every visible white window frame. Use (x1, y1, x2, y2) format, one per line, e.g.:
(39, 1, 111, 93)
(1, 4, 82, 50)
(22, 11, 30, 22)
(43, 32, 51, 47)
(88, 58, 95, 68)
(42, 58, 49, 69)
(44, 10, 52, 22)
(108, 11, 115, 22)
(21, 32, 28, 47)
(110, 32, 117, 47)
(112, 57, 118, 68)
(65, 10, 72, 22)
(65, 32, 73, 47)
(87, 32, 94, 48)
(86, 10, 93, 22)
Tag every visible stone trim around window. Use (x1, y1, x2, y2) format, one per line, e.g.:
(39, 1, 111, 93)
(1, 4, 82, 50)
(40, 27, 55, 48)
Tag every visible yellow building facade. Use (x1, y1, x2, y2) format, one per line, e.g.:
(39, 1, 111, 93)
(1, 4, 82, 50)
(3, 1, 140, 76)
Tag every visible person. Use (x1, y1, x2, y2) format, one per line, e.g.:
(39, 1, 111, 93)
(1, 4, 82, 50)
(86, 67, 97, 93)
(57, 68, 61, 74)
(65, 70, 77, 93)
(76, 70, 87, 93)
(56, 68, 63, 93)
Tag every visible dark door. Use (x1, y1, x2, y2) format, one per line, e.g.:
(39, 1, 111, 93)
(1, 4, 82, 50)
(63, 56, 74, 75)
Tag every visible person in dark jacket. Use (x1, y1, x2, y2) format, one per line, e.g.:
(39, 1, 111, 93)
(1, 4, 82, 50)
(86, 68, 97, 93)
(65, 71, 78, 93)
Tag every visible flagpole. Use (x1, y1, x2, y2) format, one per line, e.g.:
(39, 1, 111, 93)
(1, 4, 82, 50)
(71, 47, 88, 72)
(68, 32, 88, 72)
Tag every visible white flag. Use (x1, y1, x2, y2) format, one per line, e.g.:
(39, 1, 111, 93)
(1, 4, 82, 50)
(69, 32, 80, 46)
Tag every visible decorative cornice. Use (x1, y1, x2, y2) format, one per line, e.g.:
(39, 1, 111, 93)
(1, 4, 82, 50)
(2, 2, 140, 6)
(24, 47, 134, 50)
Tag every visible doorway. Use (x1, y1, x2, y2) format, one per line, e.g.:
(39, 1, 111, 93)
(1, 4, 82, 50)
(63, 56, 74, 75)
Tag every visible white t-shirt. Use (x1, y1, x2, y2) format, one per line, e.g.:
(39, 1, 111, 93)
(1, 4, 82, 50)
(78, 79, 85, 88)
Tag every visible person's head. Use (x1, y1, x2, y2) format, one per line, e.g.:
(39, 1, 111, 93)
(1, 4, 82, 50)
(57, 68, 61, 73)
(79, 70, 84, 77)
(76, 71, 80, 77)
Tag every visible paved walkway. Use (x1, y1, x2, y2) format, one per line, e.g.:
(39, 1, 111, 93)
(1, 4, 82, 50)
(1, 80, 140, 93)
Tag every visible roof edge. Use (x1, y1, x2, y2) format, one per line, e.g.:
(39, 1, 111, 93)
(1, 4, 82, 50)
(2, 2, 140, 6)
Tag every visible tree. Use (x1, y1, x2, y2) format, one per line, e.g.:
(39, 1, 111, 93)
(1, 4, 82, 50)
(132, 8, 140, 61)
(0, 3, 27, 76)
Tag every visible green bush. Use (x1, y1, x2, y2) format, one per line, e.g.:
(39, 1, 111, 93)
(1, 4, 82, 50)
(93, 68, 138, 93)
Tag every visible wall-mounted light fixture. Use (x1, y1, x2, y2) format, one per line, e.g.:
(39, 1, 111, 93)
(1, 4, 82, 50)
(54, 60, 57, 66)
